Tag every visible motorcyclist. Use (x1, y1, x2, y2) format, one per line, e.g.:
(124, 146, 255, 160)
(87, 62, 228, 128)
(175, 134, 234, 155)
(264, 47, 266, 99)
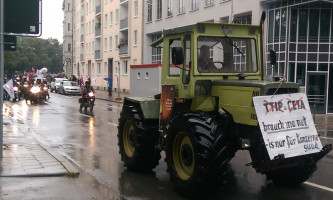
(81, 80, 95, 97)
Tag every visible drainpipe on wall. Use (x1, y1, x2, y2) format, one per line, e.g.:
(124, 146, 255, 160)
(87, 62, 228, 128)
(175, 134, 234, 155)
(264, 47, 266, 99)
(115, 61, 121, 100)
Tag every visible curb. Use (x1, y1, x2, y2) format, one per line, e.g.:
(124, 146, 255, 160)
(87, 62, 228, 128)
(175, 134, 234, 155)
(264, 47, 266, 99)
(39, 144, 79, 175)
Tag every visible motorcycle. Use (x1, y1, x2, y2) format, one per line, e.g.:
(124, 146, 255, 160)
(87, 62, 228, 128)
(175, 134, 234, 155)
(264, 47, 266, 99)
(79, 90, 95, 111)
(28, 85, 47, 104)
(13, 85, 21, 101)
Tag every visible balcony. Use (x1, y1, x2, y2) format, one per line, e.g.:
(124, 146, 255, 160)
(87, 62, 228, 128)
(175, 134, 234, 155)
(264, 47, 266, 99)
(81, 15, 84, 24)
(119, 44, 128, 54)
(96, 5, 101, 14)
(95, 50, 101, 59)
(80, 54, 84, 62)
(120, 18, 128, 30)
(80, 34, 84, 43)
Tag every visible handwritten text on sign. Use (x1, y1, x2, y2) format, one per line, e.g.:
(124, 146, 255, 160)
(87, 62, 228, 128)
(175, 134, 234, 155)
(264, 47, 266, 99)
(253, 93, 322, 160)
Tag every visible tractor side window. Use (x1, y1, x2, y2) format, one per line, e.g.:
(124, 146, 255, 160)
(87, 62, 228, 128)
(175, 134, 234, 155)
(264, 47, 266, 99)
(183, 35, 191, 84)
(169, 38, 182, 76)
(194, 80, 212, 96)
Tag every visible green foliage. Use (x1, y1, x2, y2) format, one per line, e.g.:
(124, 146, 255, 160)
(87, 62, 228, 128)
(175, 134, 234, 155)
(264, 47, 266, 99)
(4, 37, 63, 74)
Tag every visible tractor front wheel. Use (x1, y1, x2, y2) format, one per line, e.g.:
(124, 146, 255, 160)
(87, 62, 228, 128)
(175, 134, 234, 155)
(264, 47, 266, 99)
(166, 112, 237, 197)
(118, 104, 161, 171)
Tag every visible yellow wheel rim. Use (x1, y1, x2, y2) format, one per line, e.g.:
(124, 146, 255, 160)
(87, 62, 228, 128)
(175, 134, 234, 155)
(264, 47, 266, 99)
(173, 131, 194, 180)
(123, 120, 135, 157)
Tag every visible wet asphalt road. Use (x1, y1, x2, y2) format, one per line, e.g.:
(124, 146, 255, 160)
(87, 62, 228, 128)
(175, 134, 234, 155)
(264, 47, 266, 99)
(4, 92, 333, 200)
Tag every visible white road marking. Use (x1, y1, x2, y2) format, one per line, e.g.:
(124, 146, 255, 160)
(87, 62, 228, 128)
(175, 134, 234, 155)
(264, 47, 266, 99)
(320, 136, 333, 140)
(107, 122, 118, 127)
(304, 182, 333, 193)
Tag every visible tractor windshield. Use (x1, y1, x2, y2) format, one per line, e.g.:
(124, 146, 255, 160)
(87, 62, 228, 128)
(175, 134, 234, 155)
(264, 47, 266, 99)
(197, 36, 258, 73)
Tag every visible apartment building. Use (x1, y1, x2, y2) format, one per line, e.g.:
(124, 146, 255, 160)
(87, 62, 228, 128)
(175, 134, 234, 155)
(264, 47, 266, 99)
(69, 0, 143, 92)
(63, 0, 74, 75)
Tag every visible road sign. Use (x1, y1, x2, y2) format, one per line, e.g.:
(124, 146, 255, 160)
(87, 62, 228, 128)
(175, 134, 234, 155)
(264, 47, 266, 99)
(4, 0, 40, 35)
(4, 35, 16, 51)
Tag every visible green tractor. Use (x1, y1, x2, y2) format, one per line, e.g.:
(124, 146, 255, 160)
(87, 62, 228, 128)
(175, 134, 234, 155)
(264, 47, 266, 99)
(118, 19, 331, 197)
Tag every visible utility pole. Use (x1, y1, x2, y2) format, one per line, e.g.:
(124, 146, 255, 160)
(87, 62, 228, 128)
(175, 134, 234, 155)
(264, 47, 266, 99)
(0, 0, 4, 158)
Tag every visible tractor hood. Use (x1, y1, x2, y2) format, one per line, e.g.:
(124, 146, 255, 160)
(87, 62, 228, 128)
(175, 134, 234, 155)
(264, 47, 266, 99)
(212, 79, 299, 95)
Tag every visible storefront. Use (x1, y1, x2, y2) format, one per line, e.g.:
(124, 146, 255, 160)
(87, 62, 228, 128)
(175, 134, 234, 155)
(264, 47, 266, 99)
(262, 0, 333, 114)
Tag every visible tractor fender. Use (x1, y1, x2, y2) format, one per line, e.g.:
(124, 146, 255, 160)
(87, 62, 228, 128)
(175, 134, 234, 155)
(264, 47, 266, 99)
(123, 97, 160, 120)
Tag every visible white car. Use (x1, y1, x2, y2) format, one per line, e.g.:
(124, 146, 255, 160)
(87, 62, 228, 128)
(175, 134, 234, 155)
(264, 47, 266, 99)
(58, 81, 81, 95)
(50, 78, 68, 92)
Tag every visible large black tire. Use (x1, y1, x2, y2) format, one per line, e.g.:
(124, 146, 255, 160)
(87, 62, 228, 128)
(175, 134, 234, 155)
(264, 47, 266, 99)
(248, 126, 318, 186)
(118, 104, 161, 171)
(165, 112, 237, 197)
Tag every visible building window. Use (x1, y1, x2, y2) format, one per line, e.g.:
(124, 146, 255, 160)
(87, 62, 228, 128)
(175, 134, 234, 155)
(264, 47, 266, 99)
(116, 9, 119, 23)
(179, 0, 185, 14)
(151, 33, 162, 63)
(134, 0, 138, 17)
(97, 63, 101, 75)
(104, 38, 107, 51)
(68, 23, 70, 31)
(104, 62, 107, 75)
(110, 11, 113, 25)
(105, 14, 108, 27)
(134, 30, 138, 46)
(109, 36, 112, 50)
(206, 0, 214, 6)
(167, 0, 173, 16)
(147, 0, 152, 22)
(122, 60, 128, 75)
(92, 63, 95, 75)
(157, 0, 162, 20)
(233, 14, 252, 25)
(192, 0, 199, 10)
(68, 44, 71, 52)
(115, 35, 119, 49)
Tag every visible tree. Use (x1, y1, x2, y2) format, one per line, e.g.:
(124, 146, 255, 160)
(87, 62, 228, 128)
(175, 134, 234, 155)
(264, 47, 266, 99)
(4, 37, 63, 75)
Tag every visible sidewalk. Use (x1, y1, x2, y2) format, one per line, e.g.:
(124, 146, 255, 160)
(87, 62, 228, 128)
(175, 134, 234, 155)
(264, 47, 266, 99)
(1, 116, 78, 177)
(94, 89, 129, 103)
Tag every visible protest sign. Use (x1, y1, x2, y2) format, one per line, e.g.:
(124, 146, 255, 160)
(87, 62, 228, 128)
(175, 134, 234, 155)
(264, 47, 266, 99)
(253, 93, 322, 160)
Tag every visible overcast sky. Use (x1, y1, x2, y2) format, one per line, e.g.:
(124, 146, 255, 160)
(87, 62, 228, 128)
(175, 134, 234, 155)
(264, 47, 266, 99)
(40, 0, 63, 43)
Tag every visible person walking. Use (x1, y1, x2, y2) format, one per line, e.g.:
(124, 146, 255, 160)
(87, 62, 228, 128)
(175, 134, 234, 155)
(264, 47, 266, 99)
(107, 78, 112, 96)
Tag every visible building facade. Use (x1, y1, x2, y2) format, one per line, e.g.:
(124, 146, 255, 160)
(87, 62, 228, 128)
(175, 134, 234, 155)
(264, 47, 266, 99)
(69, 0, 143, 92)
(64, 0, 333, 114)
(262, 0, 333, 114)
(63, 0, 74, 76)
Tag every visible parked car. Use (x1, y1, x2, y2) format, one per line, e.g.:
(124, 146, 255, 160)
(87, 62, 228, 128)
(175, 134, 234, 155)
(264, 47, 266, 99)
(58, 81, 81, 95)
(50, 78, 68, 92)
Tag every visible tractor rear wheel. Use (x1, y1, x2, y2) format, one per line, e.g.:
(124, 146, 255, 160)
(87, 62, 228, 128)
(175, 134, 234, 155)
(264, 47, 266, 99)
(248, 126, 318, 186)
(118, 104, 161, 171)
(165, 112, 237, 197)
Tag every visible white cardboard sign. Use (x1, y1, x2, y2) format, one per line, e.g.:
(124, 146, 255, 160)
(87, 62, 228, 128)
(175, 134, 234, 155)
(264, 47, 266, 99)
(253, 93, 322, 160)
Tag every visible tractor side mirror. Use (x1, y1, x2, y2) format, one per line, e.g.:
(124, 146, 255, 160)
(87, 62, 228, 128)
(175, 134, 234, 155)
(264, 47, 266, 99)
(171, 47, 184, 65)
(270, 49, 277, 65)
